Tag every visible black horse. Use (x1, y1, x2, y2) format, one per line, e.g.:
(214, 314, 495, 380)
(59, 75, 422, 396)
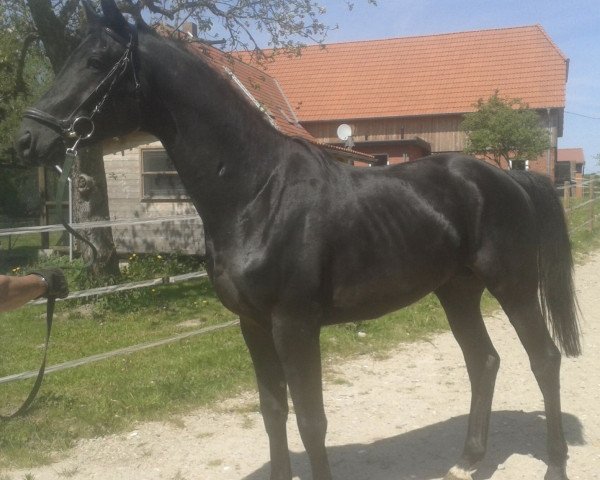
(15, 2, 581, 479)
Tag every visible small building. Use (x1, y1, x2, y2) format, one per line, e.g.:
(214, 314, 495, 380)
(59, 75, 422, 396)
(556, 148, 585, 198)
(556, 148, 585, 181)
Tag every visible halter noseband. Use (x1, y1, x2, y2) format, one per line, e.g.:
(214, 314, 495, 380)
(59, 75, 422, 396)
(23, 27, 141, 156)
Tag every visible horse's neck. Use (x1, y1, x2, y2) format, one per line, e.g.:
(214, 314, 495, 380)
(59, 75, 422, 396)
(139, 34, 285, 233)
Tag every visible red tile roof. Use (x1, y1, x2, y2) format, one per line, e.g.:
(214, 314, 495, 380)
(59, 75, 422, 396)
(173, 37, 374, 163)
(246, 25, 568, 122)
(557, 148, 585, 164)
(184, 41, 315, 140)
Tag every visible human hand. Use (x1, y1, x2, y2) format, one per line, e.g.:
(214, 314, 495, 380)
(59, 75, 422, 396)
(29, 268, 69, 299)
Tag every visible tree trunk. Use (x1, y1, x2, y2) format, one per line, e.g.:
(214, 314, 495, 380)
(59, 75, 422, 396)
(72, 143, 120, 279)
(26, 0, 77, 69)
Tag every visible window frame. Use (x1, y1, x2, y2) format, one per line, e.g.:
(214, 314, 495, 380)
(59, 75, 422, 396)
(371, 153, 389, 167)
(140, 148, 189, 202)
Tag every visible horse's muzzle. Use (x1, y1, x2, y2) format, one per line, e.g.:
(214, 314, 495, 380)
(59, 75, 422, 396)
(14, 121, 65, 167)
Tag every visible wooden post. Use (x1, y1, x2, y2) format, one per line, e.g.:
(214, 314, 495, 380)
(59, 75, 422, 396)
(38, 166, 50, 249)
(563, 181, 570, 211)
(590, 175, 596, 233)
(575, 173, 584, 198)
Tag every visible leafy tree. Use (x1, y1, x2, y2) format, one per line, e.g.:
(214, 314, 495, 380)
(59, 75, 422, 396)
(0, 2, 51, 229)
(461, 91, 550, 169)
(116, 0, 377, 53)
(0, 2, 51, 162)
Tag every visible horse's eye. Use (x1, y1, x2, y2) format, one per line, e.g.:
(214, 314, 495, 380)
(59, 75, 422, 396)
(87, 57, 105, 70)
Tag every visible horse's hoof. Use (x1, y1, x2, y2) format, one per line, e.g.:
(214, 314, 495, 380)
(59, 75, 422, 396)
(544, 464, 569, 480)
(443, 466, 474, 480)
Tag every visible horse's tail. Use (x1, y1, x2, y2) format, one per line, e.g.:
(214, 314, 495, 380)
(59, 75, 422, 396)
(508, 170, 581, 357)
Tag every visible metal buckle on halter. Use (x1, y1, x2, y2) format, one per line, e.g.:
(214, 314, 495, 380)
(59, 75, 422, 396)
(65, 116, 95, 156)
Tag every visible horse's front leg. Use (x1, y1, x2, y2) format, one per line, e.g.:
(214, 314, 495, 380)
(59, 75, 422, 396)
(272, 313, 333, 480)
(240, 317, 292, 480)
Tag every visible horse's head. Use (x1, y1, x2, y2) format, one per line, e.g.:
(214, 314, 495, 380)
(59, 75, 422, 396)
(16, 0, 143, 166)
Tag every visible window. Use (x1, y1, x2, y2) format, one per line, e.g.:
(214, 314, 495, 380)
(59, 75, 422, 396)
(510, 159, 528, 171)
(372, 154, 389, 166)
(141, 149, 188, 200)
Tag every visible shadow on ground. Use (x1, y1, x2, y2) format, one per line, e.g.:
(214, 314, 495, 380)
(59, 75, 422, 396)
(242, 410, 584, 480)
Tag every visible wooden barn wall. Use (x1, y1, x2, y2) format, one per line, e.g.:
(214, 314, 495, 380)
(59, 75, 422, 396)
(303, 109, 561, 179)
(302, 115, 467, 153)
(353, 143, 429, 165)
(102, 134, 204, 255)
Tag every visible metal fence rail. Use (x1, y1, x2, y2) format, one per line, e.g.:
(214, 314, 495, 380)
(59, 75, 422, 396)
(0, 320, 240, 385)
(28, 270, 208, 305)
(561, 175, 598, 234)
(0, 214, 200, 237)
(1, 269, 226, 386)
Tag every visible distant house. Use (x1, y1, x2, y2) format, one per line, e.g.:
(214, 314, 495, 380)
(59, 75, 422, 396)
(556, 148, 585, 181)
(252, 25, 568, 177)
(556, 148, 585, 198)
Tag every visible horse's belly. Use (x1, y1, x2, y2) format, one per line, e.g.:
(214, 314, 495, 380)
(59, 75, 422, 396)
(327, 250, 458, 323)
(328, 274, 439, 323)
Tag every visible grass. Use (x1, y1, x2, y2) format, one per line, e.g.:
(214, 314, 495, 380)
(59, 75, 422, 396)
(565, 196, 600, 256)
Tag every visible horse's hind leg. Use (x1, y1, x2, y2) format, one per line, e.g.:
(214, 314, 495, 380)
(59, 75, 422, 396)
(495, 294, 569, 480)
(240, 317, 292, 480)
(436, 276, 500, 480)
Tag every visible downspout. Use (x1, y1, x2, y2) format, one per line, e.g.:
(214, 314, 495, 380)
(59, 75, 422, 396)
(547, 108, 552, 177)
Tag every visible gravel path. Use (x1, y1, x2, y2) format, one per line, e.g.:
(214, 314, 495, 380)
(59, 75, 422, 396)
(5, 253, 600, 480)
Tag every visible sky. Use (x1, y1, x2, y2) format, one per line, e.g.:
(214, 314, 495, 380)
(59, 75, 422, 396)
(302, 0, 600, 173)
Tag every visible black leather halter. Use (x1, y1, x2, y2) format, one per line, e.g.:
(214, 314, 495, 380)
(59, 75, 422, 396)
(23, 27, 141, 155)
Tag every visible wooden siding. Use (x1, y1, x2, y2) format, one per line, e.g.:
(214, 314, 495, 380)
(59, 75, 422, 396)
(303, 108, 562, 180)
(352, 142, 430, 165)
(303, 115, 467, 153)
(103, 134, 204, 255)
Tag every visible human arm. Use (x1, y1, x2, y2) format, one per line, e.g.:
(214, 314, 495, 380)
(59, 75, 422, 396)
(0, 268, 69, 313)
(0, 274, 48, 313)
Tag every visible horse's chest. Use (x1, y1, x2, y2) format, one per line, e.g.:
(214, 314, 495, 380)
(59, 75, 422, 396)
(209, 254, 273, 317)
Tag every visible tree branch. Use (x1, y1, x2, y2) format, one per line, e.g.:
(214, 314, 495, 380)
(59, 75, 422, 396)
(26, 0, 74, 72)
(13, 32, 38, 96)
(59, 0, 80, 25)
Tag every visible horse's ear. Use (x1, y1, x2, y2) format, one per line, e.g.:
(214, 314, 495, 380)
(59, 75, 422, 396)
(100, 0, 130, 36)
(82, 0, 100, 28)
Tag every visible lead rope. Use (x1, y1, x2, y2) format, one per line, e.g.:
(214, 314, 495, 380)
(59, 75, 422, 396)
(0, 298, 55, 419)
(56, 149, 99, 269)
(1, 149, 96, 419)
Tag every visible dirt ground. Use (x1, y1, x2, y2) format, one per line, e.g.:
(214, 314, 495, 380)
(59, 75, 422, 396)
(5, 253, 600, 480)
